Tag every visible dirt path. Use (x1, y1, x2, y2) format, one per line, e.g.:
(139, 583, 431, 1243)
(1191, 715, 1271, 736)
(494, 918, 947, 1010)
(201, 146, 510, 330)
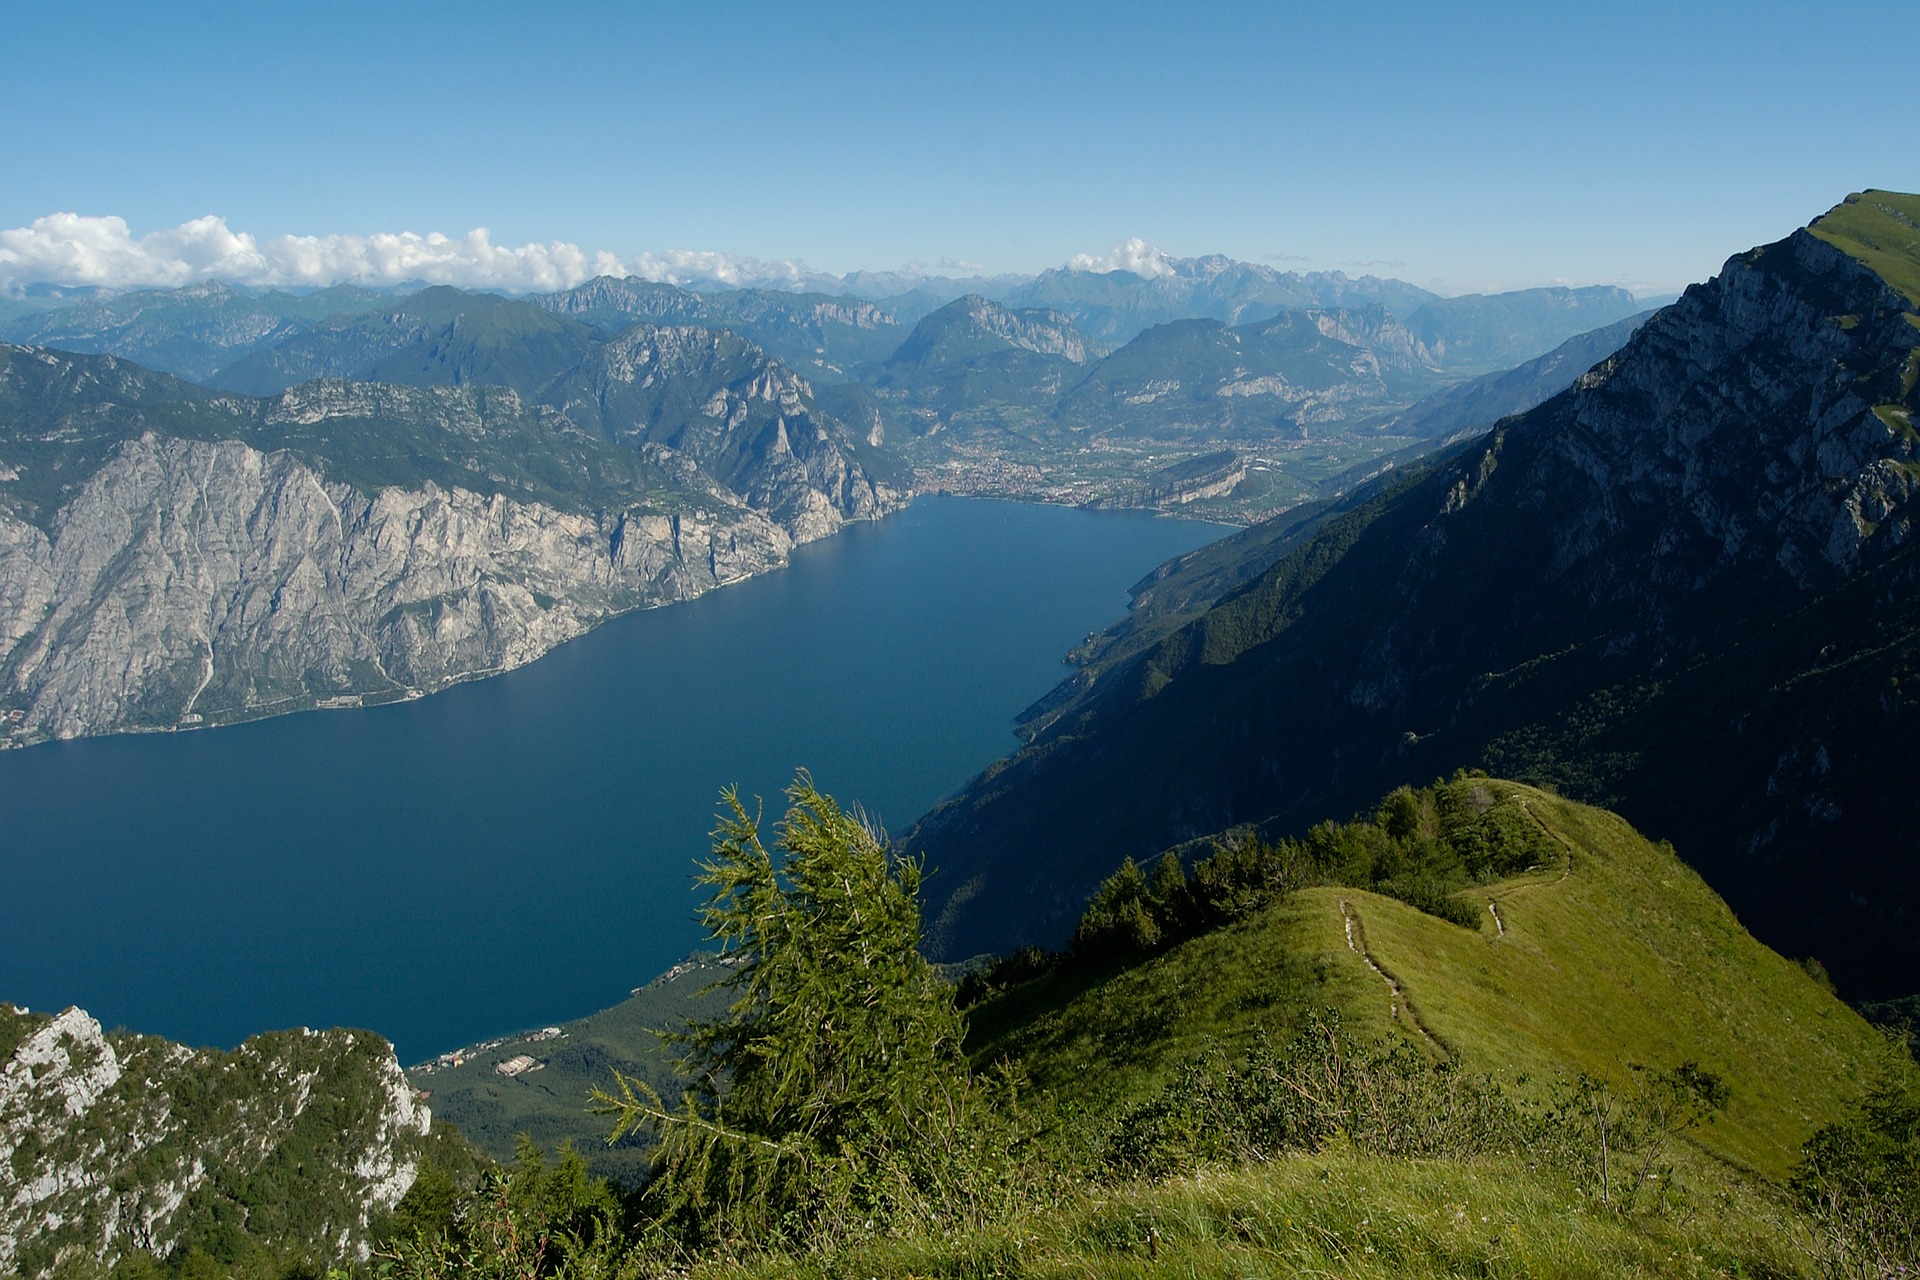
(1483, 797, 1578, 937)
(1517, 797, 1576, 883)
(1340, 897, 1446, 1054)
(1337, 792, 1573, 1054)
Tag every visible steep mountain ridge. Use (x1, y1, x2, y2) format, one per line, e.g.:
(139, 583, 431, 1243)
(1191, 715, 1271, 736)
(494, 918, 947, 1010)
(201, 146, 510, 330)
(1380, 308, 1658, 440)
(0, 1003, 448, 1275)
(908, 195, 1920, 999)
(0, 340, 896, 744)
(563, 324, 897, 540)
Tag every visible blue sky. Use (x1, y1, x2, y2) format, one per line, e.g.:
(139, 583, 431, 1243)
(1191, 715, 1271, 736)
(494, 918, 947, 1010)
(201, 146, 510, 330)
(2, 0, 1913, 295)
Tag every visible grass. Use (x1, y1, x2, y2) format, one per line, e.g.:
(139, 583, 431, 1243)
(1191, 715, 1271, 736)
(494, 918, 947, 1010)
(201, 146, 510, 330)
(969, 784, 1883, 1179)
(1808, 189, 1920, 307)
(676, 783, 1887, 1277)
(369, 782, 1907, 1279)
(1319, 788, 1881, 1177)
(697, 1149, 1816, 1279)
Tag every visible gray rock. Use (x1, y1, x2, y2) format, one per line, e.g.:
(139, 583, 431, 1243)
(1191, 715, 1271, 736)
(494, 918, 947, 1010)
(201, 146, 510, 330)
(0, 1004, 432, 1275)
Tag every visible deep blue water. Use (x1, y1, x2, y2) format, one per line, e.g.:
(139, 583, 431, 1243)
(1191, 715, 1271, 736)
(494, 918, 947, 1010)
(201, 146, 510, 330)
(0, 498, 1222, 1061)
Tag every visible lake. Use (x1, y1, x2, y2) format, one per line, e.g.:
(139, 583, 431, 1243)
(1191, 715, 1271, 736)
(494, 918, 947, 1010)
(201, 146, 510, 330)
(0, 497, 1223, 1061)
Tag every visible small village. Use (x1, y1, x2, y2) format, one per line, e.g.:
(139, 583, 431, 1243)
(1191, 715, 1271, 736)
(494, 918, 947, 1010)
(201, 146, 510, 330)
(413, 1024, 567, 1077)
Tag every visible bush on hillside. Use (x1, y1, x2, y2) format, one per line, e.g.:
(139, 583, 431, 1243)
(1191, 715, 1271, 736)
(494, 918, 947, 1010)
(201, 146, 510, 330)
(1793, 1051, 1920, 1277)
(1069, 774, 1554, 963)
(1103, 1010, 1526, 1178)
(383, 1140, 630, 1280)
(1105, 1010, 1730, 1220)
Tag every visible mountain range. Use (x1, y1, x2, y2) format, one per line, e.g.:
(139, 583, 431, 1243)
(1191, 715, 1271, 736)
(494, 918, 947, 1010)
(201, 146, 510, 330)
(0, 324, 897, 742)
(907, 190, 1920, 1008)
(6, 192, 1920, 1278)
(0, 245, 1661, 744)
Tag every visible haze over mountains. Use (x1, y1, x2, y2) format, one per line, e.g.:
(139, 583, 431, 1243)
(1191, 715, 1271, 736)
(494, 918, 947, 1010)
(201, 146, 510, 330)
(0, 247, 1654, 746)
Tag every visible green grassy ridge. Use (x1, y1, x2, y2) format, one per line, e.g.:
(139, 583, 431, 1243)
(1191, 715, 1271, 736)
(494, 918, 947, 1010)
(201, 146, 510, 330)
(966, 782, 1882, 1180)
(682, 783, 1877, 1275)
(1809, 189, 1920, 307)
(373, 780, 1904, 1278)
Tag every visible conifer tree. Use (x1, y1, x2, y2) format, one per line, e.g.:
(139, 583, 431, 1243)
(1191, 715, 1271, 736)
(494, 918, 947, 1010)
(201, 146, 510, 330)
(599, 772, 982, 1249)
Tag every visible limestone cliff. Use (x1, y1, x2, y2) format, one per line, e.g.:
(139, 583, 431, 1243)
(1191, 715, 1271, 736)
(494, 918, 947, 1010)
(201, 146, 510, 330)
(0, 341, 902, 745)
(0, 1004, 436, 1276)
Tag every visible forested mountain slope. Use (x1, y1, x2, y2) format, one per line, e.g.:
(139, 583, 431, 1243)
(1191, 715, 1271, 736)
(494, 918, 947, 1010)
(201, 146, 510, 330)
(910, 191, 1920, 1002)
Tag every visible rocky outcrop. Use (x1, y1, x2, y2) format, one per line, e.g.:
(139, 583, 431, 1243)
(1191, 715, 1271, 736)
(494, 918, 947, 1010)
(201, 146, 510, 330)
(0, 328, 903, 745)
(577, 324, 898, 542)
(0, 1004, 433, 1276)
(0, 433, 793, 743)
(885, 296, 1104, 370)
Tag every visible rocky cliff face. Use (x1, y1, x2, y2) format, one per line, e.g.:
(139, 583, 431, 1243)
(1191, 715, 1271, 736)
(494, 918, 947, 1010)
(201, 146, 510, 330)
(910, 199, 1920, 998)
(0, 339, 900, 746)
(0, 433, 791, 742)
(0, 1004, 434, 1276)
(536, 277, 905, 378)
(576, 323, 897, 542)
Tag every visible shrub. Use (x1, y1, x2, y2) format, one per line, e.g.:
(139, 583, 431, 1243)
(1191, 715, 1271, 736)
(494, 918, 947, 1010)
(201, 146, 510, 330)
(1792, 1051, 1920, 1277)
(595, 773, 1016, 1253)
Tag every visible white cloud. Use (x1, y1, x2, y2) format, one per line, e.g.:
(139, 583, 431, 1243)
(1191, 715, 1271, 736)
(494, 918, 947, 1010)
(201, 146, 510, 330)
(1067, 237, 1175, 279)
(625, 248, 822, 290)
(0, 212, 823, 294)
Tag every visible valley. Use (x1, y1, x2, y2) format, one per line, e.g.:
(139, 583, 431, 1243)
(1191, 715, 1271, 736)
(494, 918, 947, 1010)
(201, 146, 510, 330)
(6, 186, 1919, 1280)
(0, 497, 1222, 1059)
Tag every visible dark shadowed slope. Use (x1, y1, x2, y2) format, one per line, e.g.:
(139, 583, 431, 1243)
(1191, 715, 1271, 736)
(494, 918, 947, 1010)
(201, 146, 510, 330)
(909, 192, 1920, 1003)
